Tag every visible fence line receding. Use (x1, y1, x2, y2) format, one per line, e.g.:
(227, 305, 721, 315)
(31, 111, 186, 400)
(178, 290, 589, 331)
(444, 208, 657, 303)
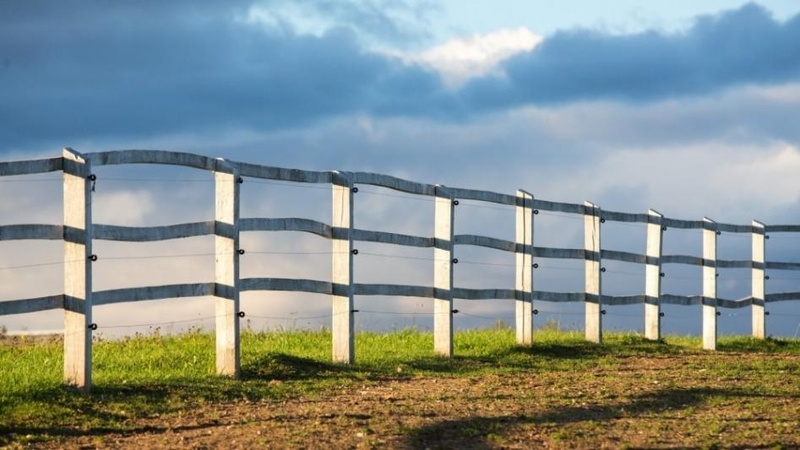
(1, 148, 799, 391)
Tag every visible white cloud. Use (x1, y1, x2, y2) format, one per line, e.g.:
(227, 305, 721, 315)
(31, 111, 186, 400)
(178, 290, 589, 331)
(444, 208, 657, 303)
(398, 27, 543, 87)
(565, 142, 800, 223)
(754, 82, 800, 105)
(238, 0, 438, 45)
(92, 190, 157, 226)
(239, 3, 330, 37)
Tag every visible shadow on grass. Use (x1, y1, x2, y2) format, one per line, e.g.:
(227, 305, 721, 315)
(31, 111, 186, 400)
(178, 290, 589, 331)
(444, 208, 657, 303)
(3, 335, 797, 445)
(434, 337, 683, 371)
(242, 352, 353, 380)
(405, 386, 778, 449)
(0, 353, 350, 442)
(0, 351, 393, 443)
(717, 336, 800, 353)
(0, 383, 220, 444)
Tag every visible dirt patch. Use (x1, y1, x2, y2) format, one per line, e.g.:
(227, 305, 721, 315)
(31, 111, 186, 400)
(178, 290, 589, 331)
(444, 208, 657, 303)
(17, 354, 800, 449)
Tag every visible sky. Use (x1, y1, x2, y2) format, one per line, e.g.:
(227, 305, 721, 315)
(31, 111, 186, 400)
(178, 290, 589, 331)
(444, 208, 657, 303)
(2, 0, 800, 337)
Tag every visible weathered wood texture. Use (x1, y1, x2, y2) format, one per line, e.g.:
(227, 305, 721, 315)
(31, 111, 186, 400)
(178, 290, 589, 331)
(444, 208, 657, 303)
(9, 284, 774, 314)
(240, 218, 331, 238)
(455, 234, 516, 252)
(0, 295, 64, 315)
(0, 157, 63, 175)
(236, 162, 331, 183)
(752, 221, 766, 339)
(352, 172, 436, 196)
(353, 229, 433, 248)
(433, 185, 454, 357)
(0, 224, 63, 241)
(515, 190, 533, 345)
(766, 292, 800, 302)
(765, 225, 800, 233)
(214, 281, 770, 310)
(87, 150, 225, 172)
(766, 261, 800, 270)
(645, 210, 664, 341)
(584, 201, 602, 344)
(241, 278, 332, 294)
(214, 162, 241, 377)
(93, 283, 215, 305)
(331, 172, 354, 364)
(702, 218, 717, 351)
(93, 222, 214, 241)
(449, 187, 516, 206)
(453, 288, 517, 300)
(62, 148, 93, 391)
(354, 283, 433, 298)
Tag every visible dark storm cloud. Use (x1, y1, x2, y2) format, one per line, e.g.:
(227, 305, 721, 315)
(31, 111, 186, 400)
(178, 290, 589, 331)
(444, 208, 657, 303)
(463, 3, 800, 107)
(0, 0, 450, 149)
(1, 1, 799, 152)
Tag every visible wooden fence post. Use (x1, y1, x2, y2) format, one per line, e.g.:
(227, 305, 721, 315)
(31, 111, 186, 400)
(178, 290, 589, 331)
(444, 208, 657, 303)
(751, 220, 766, 339)
(515, 190, 533, 345)
(434, 185, 454, 357)
(331, 171, 355, 364)
(584, 201, 602, 344)
(702, 217, 717, 351)
(644, 209, 664, 340)
(62, 148, 93, 391)
(214, 159, 241, 376)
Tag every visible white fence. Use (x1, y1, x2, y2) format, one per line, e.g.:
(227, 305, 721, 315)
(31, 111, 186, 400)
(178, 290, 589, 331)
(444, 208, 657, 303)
(1, 148, 799, 391)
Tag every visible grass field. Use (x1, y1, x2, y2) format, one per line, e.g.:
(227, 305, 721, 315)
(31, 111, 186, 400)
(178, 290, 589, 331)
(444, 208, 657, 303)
(2, 328, 800, 448)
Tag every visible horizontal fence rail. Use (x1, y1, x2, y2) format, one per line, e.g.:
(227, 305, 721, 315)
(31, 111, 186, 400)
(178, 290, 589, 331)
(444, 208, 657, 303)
(1, 148, 799, 390)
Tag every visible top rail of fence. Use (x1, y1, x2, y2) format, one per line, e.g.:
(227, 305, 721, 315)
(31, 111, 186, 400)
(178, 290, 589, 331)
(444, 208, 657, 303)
(0, 150, 793, 232)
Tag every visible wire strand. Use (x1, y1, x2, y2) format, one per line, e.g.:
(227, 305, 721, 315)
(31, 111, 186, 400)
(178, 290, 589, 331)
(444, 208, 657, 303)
(0, 259, 85, 271)
(247, 250, 339, 256)
(458, 311, 501, 321)
(100, 315, 217, 329)
(247, 312, 337, 321)
(357, 309, 434, 316)
(456, 202, 513, 213)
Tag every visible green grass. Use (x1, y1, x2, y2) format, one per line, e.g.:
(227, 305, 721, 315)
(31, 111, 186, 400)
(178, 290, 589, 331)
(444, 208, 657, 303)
(1, 329, 800, 446)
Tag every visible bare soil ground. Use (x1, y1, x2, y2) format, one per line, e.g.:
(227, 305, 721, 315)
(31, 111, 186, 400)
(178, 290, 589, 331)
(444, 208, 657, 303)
(14, 353, 800, 449)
